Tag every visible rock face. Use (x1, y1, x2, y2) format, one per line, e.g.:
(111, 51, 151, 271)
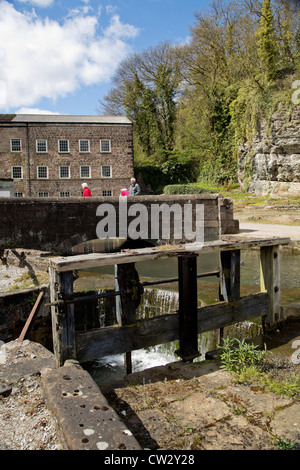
(239, 105, 300, 195)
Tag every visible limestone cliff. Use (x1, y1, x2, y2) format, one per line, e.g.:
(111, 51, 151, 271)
(238, 105, 300, 195)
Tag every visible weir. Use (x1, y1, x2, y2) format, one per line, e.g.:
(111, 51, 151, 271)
(47, 236, 290, 369)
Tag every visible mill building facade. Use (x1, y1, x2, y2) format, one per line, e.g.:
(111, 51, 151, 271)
(0, 114, 134, 197)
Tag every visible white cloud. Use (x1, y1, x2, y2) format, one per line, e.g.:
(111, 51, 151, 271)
(17, 0, 54, 6)
(0, 1, 140, 110)
(16, 107, 61, 114)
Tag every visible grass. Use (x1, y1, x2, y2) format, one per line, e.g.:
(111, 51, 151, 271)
(8, 271, 49, 291)
(193, 181, 300, 209)
(219, 337, 300, 401)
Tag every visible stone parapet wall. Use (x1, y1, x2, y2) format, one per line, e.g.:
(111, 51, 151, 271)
(0, 195, 239, 253)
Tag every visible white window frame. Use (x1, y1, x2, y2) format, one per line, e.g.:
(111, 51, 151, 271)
(11, 139, 22, 152)
(36, 139, 48, 153)
(102, 190, 112, 197)
(101, 165, 112, 178)
(80, 165, 91, 179)
(37, 166, 48, 179)
(60, 191, 70, 197)
(38, 192, 49, 198)
(58, 140, 70, 153)
(79, 140, 90, 153)
(12, 166, 23, 179)
(100, 139, 111, 153)
(59, 166, 70, 179)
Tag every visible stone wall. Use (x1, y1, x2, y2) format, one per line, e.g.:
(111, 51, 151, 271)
(238, 105, 300, 195)
(0, 195, 239, 253)
(0, 287, 51, 347)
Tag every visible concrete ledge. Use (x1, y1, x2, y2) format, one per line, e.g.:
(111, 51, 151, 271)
(41, 360, 141, 450)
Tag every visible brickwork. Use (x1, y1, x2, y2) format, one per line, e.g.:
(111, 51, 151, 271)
(0, 115, 134, 197)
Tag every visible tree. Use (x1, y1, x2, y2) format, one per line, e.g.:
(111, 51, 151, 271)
(256, 0, 279, 81)
(98, 42, 180, 162)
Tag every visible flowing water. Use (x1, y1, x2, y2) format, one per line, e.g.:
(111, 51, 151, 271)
(80, 249, 300, 386)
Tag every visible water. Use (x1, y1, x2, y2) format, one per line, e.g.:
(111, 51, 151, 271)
(81, 249, 300, 386)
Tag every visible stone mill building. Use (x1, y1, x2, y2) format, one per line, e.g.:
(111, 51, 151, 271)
(0, 114, 134, 197)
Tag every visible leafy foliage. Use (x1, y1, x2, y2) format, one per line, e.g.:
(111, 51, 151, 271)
(99, 0, 300, 187)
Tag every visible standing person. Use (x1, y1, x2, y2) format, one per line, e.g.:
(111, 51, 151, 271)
(129, 178, 141, 196)
(121, 188, 129, 196)
(82, 183, 92, 197)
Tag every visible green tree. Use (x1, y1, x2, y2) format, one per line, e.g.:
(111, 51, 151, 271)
(256, 0, 279, 81)
(98, 42, 180, 163)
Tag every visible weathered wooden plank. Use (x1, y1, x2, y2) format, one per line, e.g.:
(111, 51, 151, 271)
(75, 293, 268, 363)
(49, 267, 76, 366)
(197, 292, 268, 333)
(76, 314, 179, 363)
(220, 250, 240, 302)
(260, 245, 281, 329)
(48, 237, 290, 273)
(177, 254, 200, 361)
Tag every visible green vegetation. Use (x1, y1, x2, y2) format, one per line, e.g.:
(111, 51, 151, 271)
(219, 337, 300, 401)
(99, 0, 300, 191)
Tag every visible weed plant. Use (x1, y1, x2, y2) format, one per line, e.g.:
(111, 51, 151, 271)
(219, 338, 266, 373)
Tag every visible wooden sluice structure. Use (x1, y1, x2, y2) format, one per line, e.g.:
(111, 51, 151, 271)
(47, 236, 290, 369)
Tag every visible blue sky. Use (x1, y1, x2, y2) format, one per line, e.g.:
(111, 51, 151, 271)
(0, 0, 213, 115)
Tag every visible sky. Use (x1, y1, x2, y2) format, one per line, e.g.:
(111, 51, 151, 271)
(0, 0, 213, 116)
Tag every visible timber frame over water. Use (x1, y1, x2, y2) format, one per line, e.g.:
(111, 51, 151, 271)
(47, 236, 290, 369)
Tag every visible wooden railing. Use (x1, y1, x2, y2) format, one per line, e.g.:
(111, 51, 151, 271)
(47, 236, 290, 367)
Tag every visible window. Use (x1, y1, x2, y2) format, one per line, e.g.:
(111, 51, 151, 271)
(36, 140, 47, 153)
(11, 139, 22, 152)
(102, 190, 112, 197)
(58, 140, 69, 153)
(100, 140, 111, 153)
(60, 191, 70, 197)
(59, 166, 70, 178)
(101, 165, 112, 178)
(14, 193, 23, 198)
(38, 192, 49, 198)
(37, 166, 48, 179)
(79, 140, 90, 152)
(12, 166, 23, 179)
(80, 166, 91, 178)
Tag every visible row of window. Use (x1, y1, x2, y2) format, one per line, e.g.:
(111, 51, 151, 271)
(11, 165, 112, 179)
(10, 138, 111, 154)
(14, 190, 113, 198)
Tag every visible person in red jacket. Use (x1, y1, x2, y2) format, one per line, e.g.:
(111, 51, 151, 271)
(82, 183, 92, 197)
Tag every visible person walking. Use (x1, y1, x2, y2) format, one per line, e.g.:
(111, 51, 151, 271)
(128, 178, 141, 196)
(82, 183, 92, 197)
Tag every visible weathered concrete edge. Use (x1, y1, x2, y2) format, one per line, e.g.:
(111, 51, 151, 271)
(41, 360, 141, 451)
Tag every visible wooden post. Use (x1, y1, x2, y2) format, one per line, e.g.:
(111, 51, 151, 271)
(219, 250, 241, 344)
(49, 267, 76, 367)
(220, 250, 241, 302)
(115, 263, 143, 374)
(176, 254, 200, 362)
(260, 245, 281, 330)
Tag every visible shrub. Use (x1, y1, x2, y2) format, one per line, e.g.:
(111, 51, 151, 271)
(163, 184, 215, 195)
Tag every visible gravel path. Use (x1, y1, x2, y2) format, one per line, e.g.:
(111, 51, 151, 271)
(239, 222, 300, 241)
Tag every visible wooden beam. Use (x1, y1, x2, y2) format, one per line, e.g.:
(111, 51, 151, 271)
(48, 237, 290, 273)
(176, 254, 200, 361)
(75, 293, 268, 363)
(220, 250, 240, 302)
(49, 267, 76, 366)
(260, 245, 281, 330)
(115, 263, 143, 374)
(18, 291, 44, 343)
